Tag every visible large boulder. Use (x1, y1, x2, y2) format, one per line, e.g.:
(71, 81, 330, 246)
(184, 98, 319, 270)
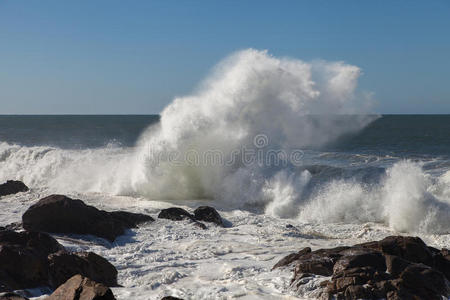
(0, 229, 64, 291)
(274, 236, 450, 299)
(48, 251, 118, 288)
(193, 206, 223, 226)
(46, 274, 116, 300)
(22, 195, 154, 242)
(0, 181, 28, 197)
(0, 228, 118, 293)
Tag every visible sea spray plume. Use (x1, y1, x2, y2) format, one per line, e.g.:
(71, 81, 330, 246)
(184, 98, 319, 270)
(298, 160, 450, 234)
(127, 49, 375, 211)
(383, 161, 450, 233)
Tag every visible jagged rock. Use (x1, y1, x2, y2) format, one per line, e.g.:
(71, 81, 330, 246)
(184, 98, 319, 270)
(332, 248, 386, 273)
(0, 230, 64, 291)
(193, 206, 223, 226)
(0, 293, 29, 300)
(46, 274, 116, 300)
(275, 236, 450, 299)
(272, 247, 311, 270)
(384, 254, 411, 277)
(22, 195, 154, 242)
(158, 207, 194, 221)
(48, 251, 118, 288)
(0, 181, 28, 197)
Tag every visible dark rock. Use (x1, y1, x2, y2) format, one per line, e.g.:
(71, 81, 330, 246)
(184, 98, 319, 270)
(385, 255, 411, 277)
(344, 285, 376, 299)
(333, 248, 386, 273)
(192, 221, 207, 230)
(107, 211, 153, 228)
(377, 236, 433, 266)
(0, 230, 64, 291)
(161, 297, 184, 300)
(0, 293, 29, 300)
(48, 251, 118, 289)
(273, 247, 311, 270)
(398, 263, 448, 300)
(158, 207, 194, 221)
(46, 274, 116, 300)
(193, 206, 223, 226)
(291, 247, 349, 277)
(0, 181, 28, 197)
(22, 194, 153, 242)
(276, 236, 450, 299)
(2, 223, 22, 231)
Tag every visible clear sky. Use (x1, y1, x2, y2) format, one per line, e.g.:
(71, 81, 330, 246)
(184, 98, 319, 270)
(1, 0, 449, 114)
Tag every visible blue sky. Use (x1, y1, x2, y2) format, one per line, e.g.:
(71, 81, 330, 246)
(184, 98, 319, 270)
(1, 0, 449, 114)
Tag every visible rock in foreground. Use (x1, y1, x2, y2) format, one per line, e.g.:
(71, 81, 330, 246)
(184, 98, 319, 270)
(274, 236, 450, 299)
(0, 229, 64, 292)
(0, 228, 118, 293)
(22, 195, 154, 241)
(48, 251, 118, 289)
(0, 181, 28, 197)
(46, 274, 116, 300)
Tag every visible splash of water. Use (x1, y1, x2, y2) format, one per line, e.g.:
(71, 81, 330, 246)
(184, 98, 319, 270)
(126, 49, 375, 207)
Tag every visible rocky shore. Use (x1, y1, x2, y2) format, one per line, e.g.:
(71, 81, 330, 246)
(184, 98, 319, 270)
(0, 181, 224, 300)
(1, 180, 449, 299)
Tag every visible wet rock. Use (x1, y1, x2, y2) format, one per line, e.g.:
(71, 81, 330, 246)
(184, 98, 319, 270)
(22, 195, 154, 242)
(0, 230, 64, 291)
(397, 263, 448, 300)
(0, 181, 28, 197)
(48, 251, 118, 289)
(272, 247, 311, 270)
(0, 293, 29, 300)
(384, 254, 411, 277)
(275, 236, 450, 299)
(333, 248, 385, 273)
(377, 236, 434, 265)
(193, 206, 223, 226)
(158, 207, 194, 221)
(46, 274, 116, 300)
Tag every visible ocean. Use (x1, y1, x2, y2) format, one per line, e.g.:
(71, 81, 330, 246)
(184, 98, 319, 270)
(0, 114, 449, 299)
(1, 50, 449, 299)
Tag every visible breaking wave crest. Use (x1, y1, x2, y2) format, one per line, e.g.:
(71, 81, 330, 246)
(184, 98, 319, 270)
(1, 49, 449, 234)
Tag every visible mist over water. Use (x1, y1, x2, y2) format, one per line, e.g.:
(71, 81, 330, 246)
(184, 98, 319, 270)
(1, 49, 450, 234)
(127, 49, 375, 205)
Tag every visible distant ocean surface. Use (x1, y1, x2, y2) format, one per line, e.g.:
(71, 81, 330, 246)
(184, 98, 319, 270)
(0, 115, 160, 149)
(1, 115, 449, 156)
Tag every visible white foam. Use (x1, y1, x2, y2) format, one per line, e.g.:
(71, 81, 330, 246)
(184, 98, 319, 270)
(126, 49, 375, 207)
(298, 160, 450, 234)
